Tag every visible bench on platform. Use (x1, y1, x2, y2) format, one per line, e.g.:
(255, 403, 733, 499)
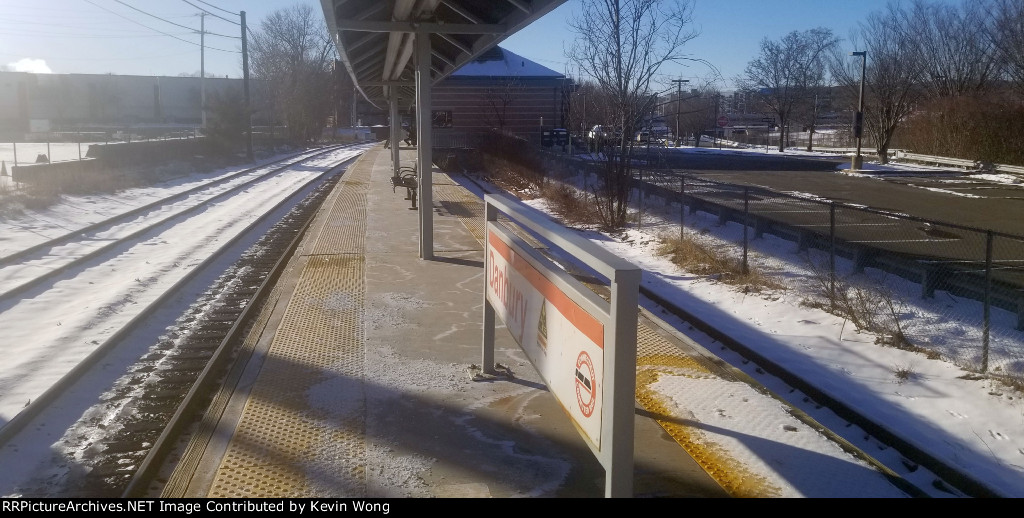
(391, 167, 418, 209)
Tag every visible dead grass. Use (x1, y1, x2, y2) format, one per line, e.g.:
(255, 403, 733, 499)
(656, 233, 787, 293)
(0, 181, 63, 218)
(800, 256, 942, 360)
(893, 363, 916, 384)
(480, 154, 545, 199)
(540, 181, 603, 227)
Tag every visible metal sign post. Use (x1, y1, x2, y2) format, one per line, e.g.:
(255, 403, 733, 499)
(481, 193, 640, 497)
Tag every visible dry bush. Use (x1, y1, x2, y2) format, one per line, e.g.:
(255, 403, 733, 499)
(800, 256, 938, 358)
(540, 181, 602, 227)
(480, 154, 545, 199)
(0, 182, 62, 218)
(897, 94, 1024, 165)
(657, 233, 786, 293)
(893, 363, 916, 384)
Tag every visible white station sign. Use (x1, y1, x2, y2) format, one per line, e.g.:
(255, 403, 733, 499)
(486, 229, 605, 448)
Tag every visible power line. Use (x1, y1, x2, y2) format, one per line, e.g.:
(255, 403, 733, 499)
(0, 49, 208, 63)
(82, 0, 239, 53)
(115, 0, 239, 39)
(195, 0, 239, 17)
(180, 0, 240, 26)
(0, 28, 193, 39)
(0, 17, 187, 36)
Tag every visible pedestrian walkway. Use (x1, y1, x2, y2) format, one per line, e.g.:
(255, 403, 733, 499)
(154, 143, 912, 498)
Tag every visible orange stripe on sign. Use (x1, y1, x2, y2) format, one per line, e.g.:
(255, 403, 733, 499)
(488, 230, 604, 348)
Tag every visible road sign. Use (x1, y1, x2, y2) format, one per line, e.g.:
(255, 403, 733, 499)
(761, 117, 775, 123)
(717, 115, 729, 127)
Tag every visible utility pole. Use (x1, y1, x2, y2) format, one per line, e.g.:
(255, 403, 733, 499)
(200, 12, 206, 131)
(851, 51, 867, 170)
(242, 11, 252, 161)
(671, 79, 688, 146)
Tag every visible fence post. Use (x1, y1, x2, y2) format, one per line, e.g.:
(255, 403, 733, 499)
(12, 142, 17, 167)
(680, 176, 685, 241)
(742, 186, 749, 274)
(983, 230, 992, 373)
(638, 169, 644, 230)
(830, 202, 836, 306)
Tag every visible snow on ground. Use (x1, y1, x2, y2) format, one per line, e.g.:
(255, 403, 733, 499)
(0, 144, 376, 426)
(471, 144, 1024, 497)
(0, 142, 1022, 497)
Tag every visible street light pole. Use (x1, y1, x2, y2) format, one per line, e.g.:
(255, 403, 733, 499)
(850, 51, 866, 171)
(581, 91, 586, 153)
(672, 78, 688, 146)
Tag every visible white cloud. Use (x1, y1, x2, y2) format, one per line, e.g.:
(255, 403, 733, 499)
(5, 58, 52, 74)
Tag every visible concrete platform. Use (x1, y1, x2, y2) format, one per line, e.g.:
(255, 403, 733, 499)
(154, 144, 905, 498)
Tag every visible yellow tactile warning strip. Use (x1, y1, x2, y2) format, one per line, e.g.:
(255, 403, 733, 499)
(308, 176, 367, 256)
(634, 323, 782, 498)
(203, 153, 371, 497)
(435, 177, 486, 243)
(441, 171, 777, 497)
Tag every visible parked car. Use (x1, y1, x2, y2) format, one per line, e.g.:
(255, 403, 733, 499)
(552, 128, 569, 146)
(588, 125, 611, 140)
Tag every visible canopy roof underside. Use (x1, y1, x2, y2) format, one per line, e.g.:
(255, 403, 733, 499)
(321, 0, 567, 109)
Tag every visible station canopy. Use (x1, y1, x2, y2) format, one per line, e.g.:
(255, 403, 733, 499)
(320, 0, 568, 110)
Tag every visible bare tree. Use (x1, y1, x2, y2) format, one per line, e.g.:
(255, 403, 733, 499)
(567, 79, 613, 145)
(987, 0, 1024, 94)
(205, 87, 248, 154)
(741, 28, 838, 152)
(567, 0, 701, 229)
(911, 0, 998, 98)
(831, 3, 928, 165)
(479, 76, 523, 135)
(249, 4, 336, 146)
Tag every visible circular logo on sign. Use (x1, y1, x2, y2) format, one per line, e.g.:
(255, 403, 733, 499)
(575, 351, 596, 417)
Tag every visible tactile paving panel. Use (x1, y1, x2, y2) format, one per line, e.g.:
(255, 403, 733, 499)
(635, 323, 781, 498)
(435, 181, 486, 242)
(308, 163, 370, 256)
(204, 153, 371, 498)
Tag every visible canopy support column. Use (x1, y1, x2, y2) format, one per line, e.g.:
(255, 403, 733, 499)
(416, 32, 433, 260)
(389, 95, 400, 178)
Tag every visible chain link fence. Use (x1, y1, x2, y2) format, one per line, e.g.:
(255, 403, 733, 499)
(622, 168, 1024, 383)
(460, 139, 1024, 383)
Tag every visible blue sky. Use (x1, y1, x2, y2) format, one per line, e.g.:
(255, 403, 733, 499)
(501, 0, 901, 89)
(2, 0, 914, 89)
(0, 0, 314, 77)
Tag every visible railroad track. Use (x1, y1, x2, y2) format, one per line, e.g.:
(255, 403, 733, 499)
(0, 144, 356, 302)
(0, 145, 368, 497)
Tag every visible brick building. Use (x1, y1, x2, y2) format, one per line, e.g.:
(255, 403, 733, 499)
(423, 46, 573, 145)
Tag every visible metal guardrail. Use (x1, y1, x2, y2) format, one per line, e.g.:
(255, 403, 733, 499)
(894, 150, 979, 169)
(995, 163, 1024, 175)
(796, 149, 1024, 175)
(893, 150, 1024, 175)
